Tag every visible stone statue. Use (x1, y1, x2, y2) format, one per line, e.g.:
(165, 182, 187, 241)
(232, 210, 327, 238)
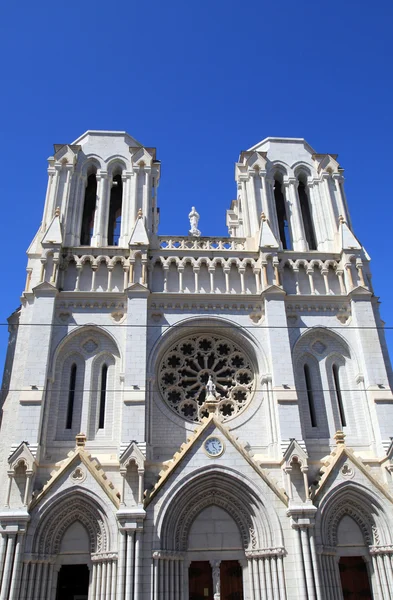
(211, 560, 221, 599)
(189, 206, 201, 237)
(206, 375, 216, 397)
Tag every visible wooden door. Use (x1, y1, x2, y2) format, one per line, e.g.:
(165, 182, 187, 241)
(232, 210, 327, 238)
(189, 561, 214, 600)
(339, 556, 373, 599)
(220, 560, 244, 600)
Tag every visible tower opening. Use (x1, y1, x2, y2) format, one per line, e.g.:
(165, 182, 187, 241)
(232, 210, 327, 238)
(274, 178, 291, 249)
(298, 179, 317, 250)
(108, 173, 123, 245)
(80, 173, 97, 246)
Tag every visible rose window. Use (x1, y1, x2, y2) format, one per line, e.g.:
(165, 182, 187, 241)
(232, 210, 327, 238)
(158, 334, 254, 422)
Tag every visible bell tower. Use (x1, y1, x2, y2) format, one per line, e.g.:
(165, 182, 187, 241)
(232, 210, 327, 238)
(39, 130, 161, 249)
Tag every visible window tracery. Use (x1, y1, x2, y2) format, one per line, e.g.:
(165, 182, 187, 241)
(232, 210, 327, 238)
(158, 334, 254, 422)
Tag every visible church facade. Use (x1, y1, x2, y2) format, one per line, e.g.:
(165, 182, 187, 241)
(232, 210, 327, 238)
(0, 130, 393, 599)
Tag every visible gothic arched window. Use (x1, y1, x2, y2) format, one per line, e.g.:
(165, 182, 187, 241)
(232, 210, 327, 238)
(108, 174, 123, 246)
(99, 364, 108, 429)
(298, 179, 317, 250)
(80, 173, 97, 245)
(332, 363, 347, 427)
(304, 364, 317, 427)
(66, 363, 77, 429)
(274, 178, 292, 250)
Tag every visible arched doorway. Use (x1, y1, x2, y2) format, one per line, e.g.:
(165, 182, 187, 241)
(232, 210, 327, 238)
(187, 505, 245, 599)
(317, 485, 393, 599)
(23, 491, 114, 600)
(153, 470, 286, 599)
(55, 521, 91, 600)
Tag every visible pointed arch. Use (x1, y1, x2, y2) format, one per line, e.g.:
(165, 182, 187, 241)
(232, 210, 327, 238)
(155, 467, 283, 552)
(30, 490, 112, 556)
(317, 482, 393, 548)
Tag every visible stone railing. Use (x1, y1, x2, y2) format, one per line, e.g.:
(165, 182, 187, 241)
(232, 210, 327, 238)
(157, 236, 247, 251)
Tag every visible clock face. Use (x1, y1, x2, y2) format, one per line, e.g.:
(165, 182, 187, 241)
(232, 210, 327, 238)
(204, 436, 224, 457)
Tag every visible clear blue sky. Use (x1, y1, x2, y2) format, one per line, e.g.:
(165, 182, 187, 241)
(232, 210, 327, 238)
(0, 0, 392, 368)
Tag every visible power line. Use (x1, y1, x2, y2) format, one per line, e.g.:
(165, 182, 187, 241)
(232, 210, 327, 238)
(0, 323, 392, 330)
(2, 387, 387, 393)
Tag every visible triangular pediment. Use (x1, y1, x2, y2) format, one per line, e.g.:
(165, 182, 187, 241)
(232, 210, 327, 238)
(311, 444, 393, 503)
(42, 213, 62, 246)
(340, 219, 362, 250)
(130, 146, 155, 167)
(31, 281, 58, 297)
(52, 144, 80, 164)
(129, 216, 149, 245)
(348, 285, 372, 297)
(262, 284, 286, 296)
(145, 414, 288, 506)
(313, 153, 340, 174)
(30, 444, 120, 509)
(8, 442, 36, 471)
(259, 217, 279, 249)
(120, 441, 145, 471)
(282, 439, 308, 467)
(237, 151, 267, 171)
(125, 282, 149, 296)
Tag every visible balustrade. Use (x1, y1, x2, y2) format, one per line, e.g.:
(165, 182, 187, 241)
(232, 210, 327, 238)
(32, 242, 366, 299)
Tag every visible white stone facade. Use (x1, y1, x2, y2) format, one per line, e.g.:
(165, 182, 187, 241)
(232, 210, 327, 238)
(0, 130, 392, 599)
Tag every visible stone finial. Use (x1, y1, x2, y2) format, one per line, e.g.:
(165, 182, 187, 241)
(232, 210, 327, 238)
(334, 430, 346, 445)
(137, 208, 143, 218)
(189, 206, 201, 237)
(55, 206, 60, 217)
(76, 432, 86, 447)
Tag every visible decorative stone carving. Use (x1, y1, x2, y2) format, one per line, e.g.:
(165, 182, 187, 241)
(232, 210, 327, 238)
(37, 495, 107, 555)
(158, 334, 254, 422)
(70, 466, 86, 483)
(111, 311, 125, 323)
(340, 462, 354, 479)
(82, 339, 98, 353)
(312, 340, 327, 354)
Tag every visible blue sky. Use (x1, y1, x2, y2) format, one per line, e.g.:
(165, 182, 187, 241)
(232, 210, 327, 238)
(0, 0, 392, 367)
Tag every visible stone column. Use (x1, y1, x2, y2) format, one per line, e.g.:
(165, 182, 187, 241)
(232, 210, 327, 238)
(92, 170, 108, 246)
(284, 179, 307, 252)
(0, 534, 15, 600)
(120, 171, 132, 246)
(134, 531, 142, 600)
(125, 531, 134, 600)
(8, 534, 23, 600)
(117, 530, 126, 600)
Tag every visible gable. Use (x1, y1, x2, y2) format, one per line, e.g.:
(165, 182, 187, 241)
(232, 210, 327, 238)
(145, 415, 288, 506)
(311, 445, 393, 504)
(31, 446, 120, 509)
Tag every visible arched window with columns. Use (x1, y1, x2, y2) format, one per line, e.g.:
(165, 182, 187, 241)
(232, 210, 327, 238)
(108, 172, 123, 246)
(80, 170, 97, 246)
(273, 175, 292, 250)
(297, 175, 317, 250)
(293, 329, 367, 444)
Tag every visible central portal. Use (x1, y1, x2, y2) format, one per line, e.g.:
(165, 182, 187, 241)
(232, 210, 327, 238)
(56, 564, 89, 600)
(189, 560, 244, 600)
